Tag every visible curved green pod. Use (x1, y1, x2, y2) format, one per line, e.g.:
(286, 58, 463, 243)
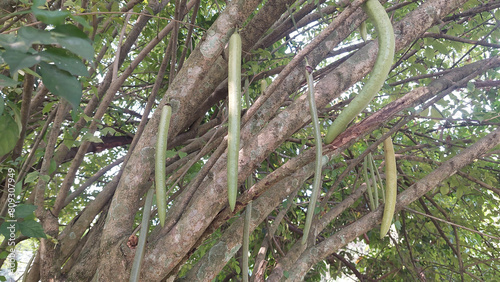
(363, 155, 375, 211)
(325, 0, 395, 144)
(301, 60, 323, 245)
(155, 104, 172, 227)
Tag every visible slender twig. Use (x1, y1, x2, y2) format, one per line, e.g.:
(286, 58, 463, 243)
(113, 13, 132, 80)
(64, 156, 125, 206)
(301, 59, 323, 245)
(423, 32, 500, 48)
(404, 207, 500, 240)
(178, 0, 200, 70)
(76, 11, 207, 31)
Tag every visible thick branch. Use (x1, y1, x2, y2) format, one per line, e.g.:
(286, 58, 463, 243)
(285, 126, 500, 280)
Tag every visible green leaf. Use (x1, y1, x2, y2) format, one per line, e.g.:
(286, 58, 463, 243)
(48, 159, 57, 174)
(39, 62, 82, 109)
(2, 50, 42, 76)
(165, 150, 177, 158)
(40, 48, 89, 77)
(14, 204, 37, 219)
(440, 184, 449, 195)
(467, 81, 475, 92)
(0, 221, 19, 237)
(451, 24, 465, 36)
(394, 220, 402, 230)
(428, 26, 440, 33)
(456, 185, 464, 200)
(70, 15, 93, 30)
(34, 9, 70, 26)
(314, 206, 321, 215)
(82, 113, 93, 122)
(40, 175, 50, 182)
(15, 181, 22, 196)
(433, 41, 448, 54)
(63, 131, 75, 148)
(424, 48, 434, 60)
(0, 114, 20, 156)
(18, 219, 47, 238)
(82, 133, 103, 143)
(52, 25, 94, 62)
(23, 67, 41, 79)
(0, 32, 17, 50)
(32, 0, 70, 26)
(100, 127, 116, 136)
(1, 25, 93, 64)
(42, 101, 56, 114)
(178, 151, 187, 158)
(6, 101, 22, 134)
(25, 171, 40, 183)
(0, 74, 19, 88)
(0, 251, 8, 259)
(430, 107, 442, 119)
(414, 64, 427, 74)
(16, 26, 55, 51)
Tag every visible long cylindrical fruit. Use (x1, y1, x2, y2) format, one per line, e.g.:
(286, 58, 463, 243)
(368, 153, 379, 208)
(155, 104, 172, 227)
(242, 199, 252, 282)
(373, 153, 385, 202)
(243, 80, 259, 282)
(301, 59, 323, 245)
(324, 0, 395, 144)
(363, 155, 375, 211)
(129, 186, 155, 282)
(244, 78, 250, 109)
(380, 136, 397, 238)
(227, 30, 242, 212)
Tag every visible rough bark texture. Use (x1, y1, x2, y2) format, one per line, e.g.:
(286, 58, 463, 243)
(93, 0, 266, 280)
(97, 0, 477, 279)
(184, 54, 500, 282)
(285, 126, 500, 281)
